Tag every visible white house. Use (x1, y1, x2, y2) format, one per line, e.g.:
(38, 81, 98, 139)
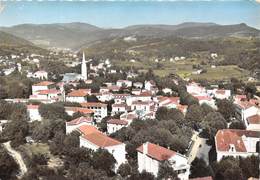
(186, 82, 206, 95)
(137, 142, 190, 180)
(245, 114, 260, 131)
(112, 103, 128, 116)
(65, 116, 94, 134)
(66, 89, 91, 103)
(32, 81, 55, 95)
(29, 89, 62, 103)
(107, 119, 128, 134)
(65, 107, 94, 117)
(78, 125, 126, 170)
(234, 100, 259, 122)
(206, 89, 231, 99)
(144, 80, 156, 91)
(133, 82, 143, 89)
(113, 94, 130, 104)
(27, 104, 42, 121)
(0, 120, 8, 132)
(33, 70, 48, 80)
(116, 80, 132, 88)
(215, 129, 260, 162)
(81, 102, 108, 122)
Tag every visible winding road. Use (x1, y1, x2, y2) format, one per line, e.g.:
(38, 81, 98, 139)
(3, 142, 27, 178)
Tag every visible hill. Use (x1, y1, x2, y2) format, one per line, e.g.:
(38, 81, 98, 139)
(1, 22, 259, 50)
(0, 31, 46, 56)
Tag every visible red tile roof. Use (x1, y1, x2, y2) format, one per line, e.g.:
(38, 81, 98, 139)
(81, 102, 107, 108)
(67, 116, 93, 126)
(82, 132, 122, 147)
(107, 119, 128, 125)
(65, 107, 94, 114)
(137, 142, 176, 161)
(67, 89, 90, 97)
(78, 125, 99, 135)
(33, 81, 54, 86)
(27, 104, 39, 110)
(37, 89, 60, 95)
(79, 125, 123, 147)
(247, 114, 260, 124)
(215, 129, 260, 152)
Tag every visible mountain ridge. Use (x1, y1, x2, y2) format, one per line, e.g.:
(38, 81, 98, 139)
(1, 22, 259, 50)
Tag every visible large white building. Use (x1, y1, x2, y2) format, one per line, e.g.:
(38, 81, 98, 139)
(215, 129, 260, 162)
(137, 142, 190, 180)
(65, 116, 94, 134)
(78, 125, 126, 170)
(81, 102, 108, 122)
(31, 81, 55, 95)
(66, 89, 91, 103)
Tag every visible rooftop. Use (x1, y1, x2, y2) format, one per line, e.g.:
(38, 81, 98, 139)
(137, 142, 176, 161)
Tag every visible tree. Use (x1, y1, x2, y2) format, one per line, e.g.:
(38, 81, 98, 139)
(117, 163, 132, 178)
(229, 121, 246, 130)
(213, 157, 243, 180)
(39, 103, 69, 120)
(0, 145, 19, 180)
(189, 158, 211, 178)
(92, 149, 116, 175)
(216, 99, 236, 121)
(201, 112, 227, 138)
(239, 155, 259, 179)
(157, 161, 178, 180)
(185, 104, 204, 128)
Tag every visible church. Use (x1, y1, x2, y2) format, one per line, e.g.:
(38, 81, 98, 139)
(62, 53, 88, 82)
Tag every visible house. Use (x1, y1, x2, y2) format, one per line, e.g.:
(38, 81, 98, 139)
(65, 107, 94, 117)
(116, 80, 132, 88)
(195, 95, 216, 108)
(112, 103, 128, 116)
(144, 80, 156, 91)
(131, 100, 152, 115)
(215, 129, 260, 162)
(137, 142, 190, 180)
(94, 92, 114, 102)
(234, 99, 259, 122)
(162, 88, 173, 95)
(113, 94, 130, 104)
(186, 82, 206, 95)
(66, 116, 94, 134)
(245, 114, 260, 131)
(27, 104, 42, 121)
(0, 120, 8, 132)
(29, 89, 62, 103)
(206, 89, 231, 99)
(120, 111, 138, 124)
(107, 119, 128, 134)
(81, 102, 108, 122)
(33, 70, 48, 80)
(32, 81, 55, 95)
(133, 82, 143, 89)
(78, 125, 126, 170)
(66, 89, 91, 103)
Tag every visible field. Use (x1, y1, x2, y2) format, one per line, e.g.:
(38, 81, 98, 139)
(113, 58, 250, 81)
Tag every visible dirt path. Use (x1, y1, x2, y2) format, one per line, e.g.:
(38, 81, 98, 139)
(3, 142, 27, 178)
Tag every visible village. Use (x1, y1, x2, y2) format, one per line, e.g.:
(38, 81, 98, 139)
(0, 49, 259, 180)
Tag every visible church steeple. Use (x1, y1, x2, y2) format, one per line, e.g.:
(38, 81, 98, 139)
(81, 52, 87, 80)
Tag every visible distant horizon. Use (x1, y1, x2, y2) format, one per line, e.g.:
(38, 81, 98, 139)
(0, 1, 260, 29)
(2, 21, 260, 31)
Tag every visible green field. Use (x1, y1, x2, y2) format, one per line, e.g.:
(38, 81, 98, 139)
(113, 58, 250, 81)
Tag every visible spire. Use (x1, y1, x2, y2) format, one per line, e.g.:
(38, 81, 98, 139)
(82, 52, 85, 62)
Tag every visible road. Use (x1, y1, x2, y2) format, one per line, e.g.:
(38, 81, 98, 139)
(188, 132, 211, 165)
(3, 142, 27, 178)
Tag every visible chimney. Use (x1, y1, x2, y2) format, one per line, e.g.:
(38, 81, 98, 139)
(143, 142, 148, 155)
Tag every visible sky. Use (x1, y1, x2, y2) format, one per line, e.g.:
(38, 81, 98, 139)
(0, 0, 260, 29)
